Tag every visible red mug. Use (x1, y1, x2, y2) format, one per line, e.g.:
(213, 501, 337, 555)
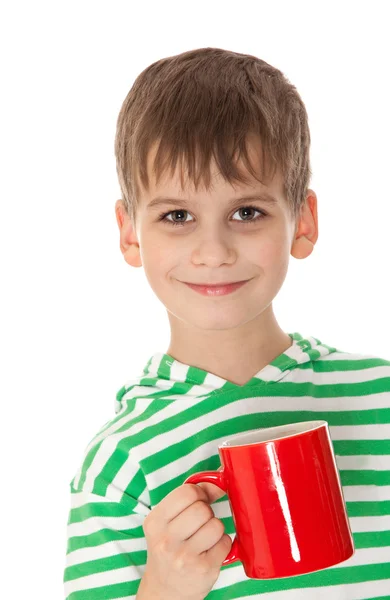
(183, 420, 355, 579)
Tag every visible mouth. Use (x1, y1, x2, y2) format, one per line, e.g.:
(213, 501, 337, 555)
(182, 280, 249, 287)
(180, 279, 251, 296)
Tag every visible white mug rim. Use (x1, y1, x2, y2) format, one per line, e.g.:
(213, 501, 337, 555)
(219, 420, 328, 449)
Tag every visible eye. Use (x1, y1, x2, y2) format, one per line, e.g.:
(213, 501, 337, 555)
(157, 206, 267, 227)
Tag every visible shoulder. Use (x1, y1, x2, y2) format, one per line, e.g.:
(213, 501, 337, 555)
(69, 409, 148, 507)
(318, 347, 390, 389)
(323, 346, 390, 366)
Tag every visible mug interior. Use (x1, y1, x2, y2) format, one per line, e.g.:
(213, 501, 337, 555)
(219, 420, 327, 448)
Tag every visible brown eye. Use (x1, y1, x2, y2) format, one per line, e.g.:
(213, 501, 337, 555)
(157, 206, 266, 227)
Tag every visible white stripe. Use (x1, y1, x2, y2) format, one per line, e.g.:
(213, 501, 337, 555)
(287, 362, 390, 387)
(349, 514, 390, 532)
(320, 350, 387, 362)
(70, 491, 114, 509)
(64, 561, 144, 596)
(65, 536, 147, 567)
(169, 359, 193, 383)
(330, 545, 390, 567)
(286, 367, 390, 390)
(335, 454, 390, 470)
(342, 484, 390, 501)
(329, 424, 390, 440)
(67, 513, 145, 538)
(146, 353, 167, 379)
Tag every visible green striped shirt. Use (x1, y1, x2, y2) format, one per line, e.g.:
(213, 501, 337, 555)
(63, 332, 390, 599)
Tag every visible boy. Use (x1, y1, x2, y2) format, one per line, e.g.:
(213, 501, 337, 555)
(63, 47, 390, 599)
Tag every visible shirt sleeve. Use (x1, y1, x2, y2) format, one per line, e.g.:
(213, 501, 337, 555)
(63, 408, 153, 600)
(63, 486, 150, 600)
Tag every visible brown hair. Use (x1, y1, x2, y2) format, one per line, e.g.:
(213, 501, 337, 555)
(114, 47, 312, 226)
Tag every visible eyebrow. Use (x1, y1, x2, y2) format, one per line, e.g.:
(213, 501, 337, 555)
(147, 192, 278, 210)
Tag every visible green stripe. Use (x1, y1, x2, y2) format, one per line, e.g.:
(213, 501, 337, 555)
(354, 530, 390, 548)
(75, 443, 100, 491)
(66, 579, 140, 599)
(186, 363, 211, 386)
(333, 439, 390, 455)
(223, 377, 390, 398)
(346, 500, 390, 517)
(300, 357, 390, 372)
(66, 526, 144, 554)
(68, 501, 141, 524)
(154, 355, 172, 380)
(341, 470, 390, 486)
(64, 551, 146, 582)
(208, 562, 390, 598)
(123, 468, 149, 505)
(139, 376, 202, 396)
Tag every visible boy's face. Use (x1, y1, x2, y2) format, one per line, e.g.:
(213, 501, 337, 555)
(115, 137, 318, 333)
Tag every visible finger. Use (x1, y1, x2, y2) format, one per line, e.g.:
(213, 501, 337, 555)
(151, 483, 209, 529)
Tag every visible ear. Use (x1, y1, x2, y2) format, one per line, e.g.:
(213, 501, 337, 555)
(290, 190, 319, 259)
(114, 199, 142, 267)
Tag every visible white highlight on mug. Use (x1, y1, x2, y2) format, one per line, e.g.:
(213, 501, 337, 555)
(266, 442, 301, 563)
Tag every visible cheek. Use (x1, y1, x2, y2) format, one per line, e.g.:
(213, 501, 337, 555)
(250, 234, 289, 269)
(140, 236, 176, 277)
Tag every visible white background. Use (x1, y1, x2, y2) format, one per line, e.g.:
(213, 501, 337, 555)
(1, 1, 389, 597)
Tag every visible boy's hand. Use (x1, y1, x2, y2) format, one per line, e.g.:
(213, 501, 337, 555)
(138, 481, 231, 600)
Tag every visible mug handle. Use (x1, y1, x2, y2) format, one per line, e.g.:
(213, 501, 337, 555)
(183, 468, 240, 565)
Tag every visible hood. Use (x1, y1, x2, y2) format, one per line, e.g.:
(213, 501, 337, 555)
(115, 333, 339, 413)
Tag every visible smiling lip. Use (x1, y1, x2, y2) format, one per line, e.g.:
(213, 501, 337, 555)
(182, 279, 250, 296)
